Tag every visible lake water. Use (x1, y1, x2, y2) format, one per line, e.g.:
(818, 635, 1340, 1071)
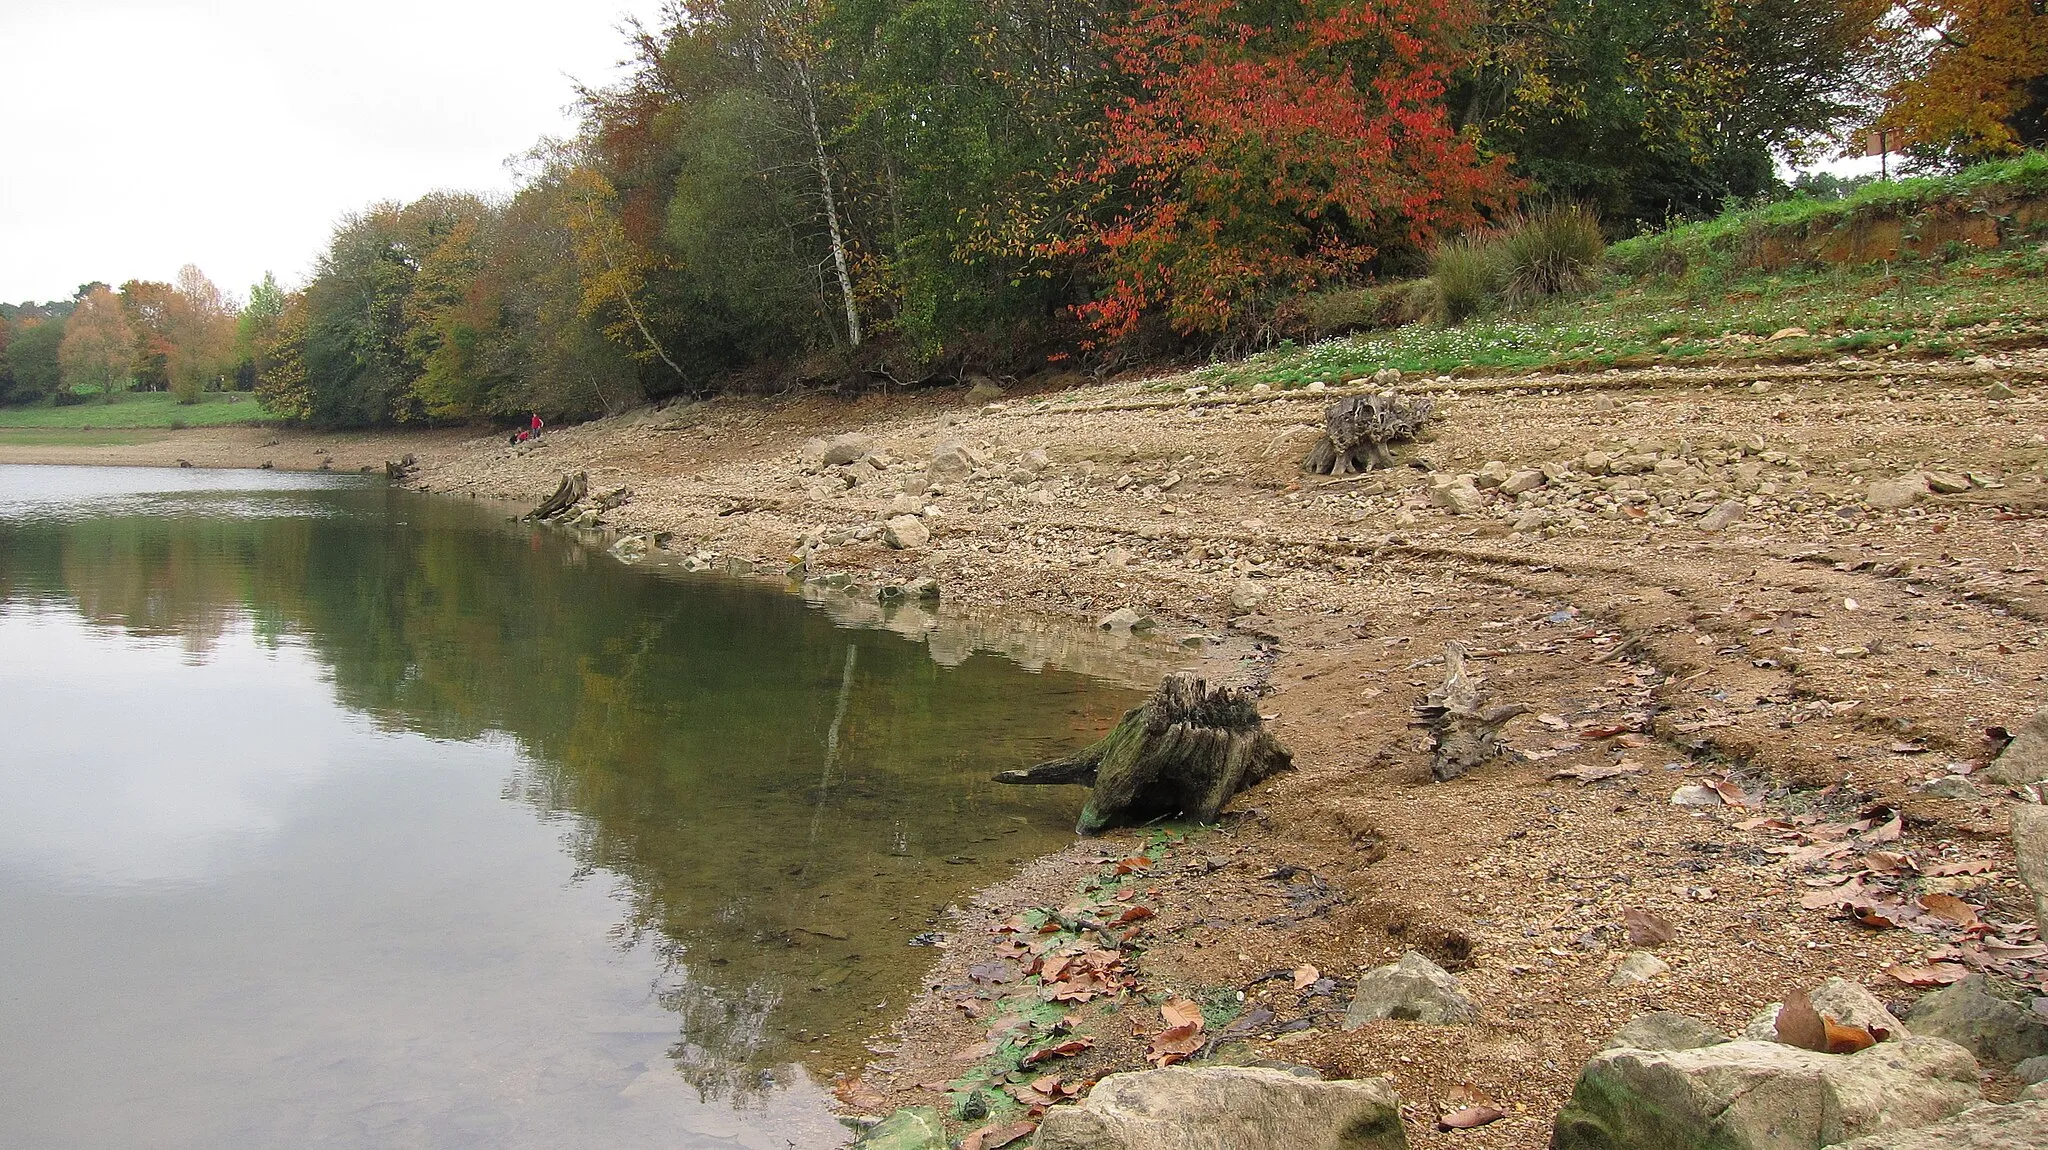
(0, 465, 1143, 1149)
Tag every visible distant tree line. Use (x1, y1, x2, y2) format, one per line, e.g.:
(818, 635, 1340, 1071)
(7, 0, 2042, 425)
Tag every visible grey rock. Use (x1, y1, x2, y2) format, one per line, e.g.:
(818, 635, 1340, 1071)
(1867, 474, 1930, 510)
(1229, 580, 1269, 612)
(1672, 783, 1724, 807)
(1500, 469, 1546, 496)
(927, 443, 978, 484)
(1427, 476, 1486, 516)
(1984, 708, 2048, 786)
(1919, 775, 1979, 800)
(2016, 1055, 2048, 1084)
(1604, 1012, 1730, 1052)
(1741, 979, 1910, 1043)
(1343, 950, 1477, 1028)
(904, 577, 940, 602)
(1609, 951, 1670, 987)
(1698, 500, 1747, 532)
(821, 433, 875, 467)
(1097, 607, 1151, 633)
(851, 1106, 947, 1149)
(1926, 471, 1972, 495)
(1034, 1065, 1406, 1150)
(964, 377, 1005, 404)
(1906, 975, 2048, 1064)
(1828, 1100, 2048, 1150)
(1989, 381, 2016, 400)
(1473, 461, 1511, 489)
(2017, 804, 2048, 930)
(1581, 450, 1614, 475)
(1552, 1038, 1980, 1150)
(887, 493, 924, 515)
(2029, 1083, 2048, 1102)
(882, 515, 930, 550)
(1021, 447, 1051, 472)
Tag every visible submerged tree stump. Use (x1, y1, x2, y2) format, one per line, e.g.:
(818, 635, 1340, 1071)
(996, 675, 1292, 835)
(528, 472, 588, 520)
(1411, 641, 1527, 781)
(1302, 391, 1434, 476)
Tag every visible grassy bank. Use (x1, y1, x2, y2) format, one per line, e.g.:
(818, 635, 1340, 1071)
(1197, 155, 2048, 391)
(0, 391, 282, 430)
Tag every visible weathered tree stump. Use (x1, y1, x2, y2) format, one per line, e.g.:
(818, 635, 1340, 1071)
(996, 675, 1292, 835)
(1302, 391, 1433, 476)
(1411, 641, 1527, 781)
(528, 471, 588, 520)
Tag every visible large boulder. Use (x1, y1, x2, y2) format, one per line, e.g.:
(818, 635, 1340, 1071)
(1603, 1011, 1730, 1053)
(1551, 1038, 1980, 1150)
(1343, 951, 1478, 1027)
(2016, 804, 2048, 929)
(1905, 975, 2048, 1065)
(1827, 1100, 2048, 1149)
(1984, 708, 2048, 786)
(1034, 1066, 1406, 1150)
(1866, 474, 1930, 510)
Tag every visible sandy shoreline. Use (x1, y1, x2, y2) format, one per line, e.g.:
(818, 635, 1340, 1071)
(11, 355, 2048, 1145)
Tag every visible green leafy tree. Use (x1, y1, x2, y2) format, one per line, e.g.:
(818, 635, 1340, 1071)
(2, 317, 66, 403)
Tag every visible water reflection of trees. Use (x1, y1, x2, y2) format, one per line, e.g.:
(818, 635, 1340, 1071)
(0, 490, 1133, 1096)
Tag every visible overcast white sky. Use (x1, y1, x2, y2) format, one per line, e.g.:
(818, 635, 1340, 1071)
(0, 0, 668, 305)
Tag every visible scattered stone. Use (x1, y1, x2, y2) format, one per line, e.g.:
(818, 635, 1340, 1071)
(928, 443, 978, 484)
(1581, 450, 1613, 475)
(1428, 476, 1486, 516)
(1499, 469, 1545, 496)
(1697, 500, 1747, 532)
(1989, 381, 2016, 400)
(964, 377, 1006, 404)
(2017, 1055, 2048, 1084)
(1552, 1038, 1980, 1150)
(1905, 975, 2048, 1064)
(1604, 1012, 1730, 1052)
(1671, 783, 1723, 806)
(1034, 1066, 1405, 1150)
(1925, 471, 1972, 495)
(904, 577, 941, 601)
(1473, 460, 1511, 489)
(1609, 951, 1669, 987)
(2015, 804, 2048, 929)
(1021, 447, 1051, 473)
(1828, 1100, 2048, 1150)
(851, 1106, 947, 1149)
(821, 433, 874, 466)
(1097, 607, 1152, 633)
(1343, 950, 1478, 1027)
(887, 493, 924, 515)
(1229, 580, 1269, 612)
(1919, 776, 1979, 800)
(1984, 707, 2048, 786)
(882, 515, 930, 550)
(1867, 474, 1931, 510)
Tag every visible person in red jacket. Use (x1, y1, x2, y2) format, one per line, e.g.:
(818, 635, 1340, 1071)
(530, 413, 544, 436)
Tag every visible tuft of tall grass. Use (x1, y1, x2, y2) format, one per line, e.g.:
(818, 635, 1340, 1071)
(1492, 203, 1607, 305)
(1431, 235, 1501, 323)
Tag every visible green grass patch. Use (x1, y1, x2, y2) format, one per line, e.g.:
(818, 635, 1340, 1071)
(0, 391, 281, 429)
(0, 428, 159, 447)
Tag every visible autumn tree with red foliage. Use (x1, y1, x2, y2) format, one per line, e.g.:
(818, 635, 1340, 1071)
(1054, 0, 1513, 341)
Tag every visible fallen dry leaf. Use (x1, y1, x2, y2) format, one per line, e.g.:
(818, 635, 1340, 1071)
(1863, 813, 1904, 844)
(1146, 1023, 1205, 1068)
(962, 1121, 1037, 1150)
(1020, 1037, 1094, 1067)
(1548, 762, 1645, 783)
(1706, 777, 1752, 806)
(1160, 997, 1205, 1031)
(1923, 859, 1997, 877)
(1292, 964, 1320, 990)
(1111, 905, 1154, 925)
(1774, 990, 1827, 1051)
(1623, 908, 1678, 947)
(1438, 1107, 1505, 1131)
(1822, 1018, 1879, 1053)
(1917, 892, 1981, 929)
(1883, 962, 1971, 988)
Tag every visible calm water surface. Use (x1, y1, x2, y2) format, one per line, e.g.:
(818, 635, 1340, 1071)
(0, 465, 1141, 1149)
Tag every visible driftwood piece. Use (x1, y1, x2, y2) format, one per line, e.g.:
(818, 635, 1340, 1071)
(528, 471, 588, 520)
(996, 675, 1292, 835)
(1302, 391, 1433, 476)
(1411, 641, 1528, 781)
